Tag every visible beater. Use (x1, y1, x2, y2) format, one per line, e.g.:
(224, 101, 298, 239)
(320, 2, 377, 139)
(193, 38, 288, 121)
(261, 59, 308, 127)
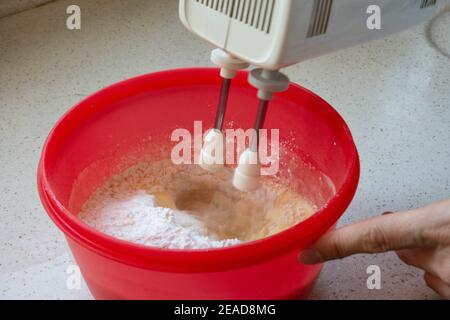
(199, 48, 248, 172)
(180, 0, 442, 191)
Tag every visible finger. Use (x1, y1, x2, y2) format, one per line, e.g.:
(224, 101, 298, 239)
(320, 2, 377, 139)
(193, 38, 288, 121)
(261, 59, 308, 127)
(424, 272, 450, 299)
(397, 247, 450, 285)
(300, 209, 433, 264)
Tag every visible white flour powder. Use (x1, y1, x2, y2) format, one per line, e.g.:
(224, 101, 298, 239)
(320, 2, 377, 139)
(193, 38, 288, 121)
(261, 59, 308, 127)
(79, 159, 316, 249)
(80, 190, 240, 249)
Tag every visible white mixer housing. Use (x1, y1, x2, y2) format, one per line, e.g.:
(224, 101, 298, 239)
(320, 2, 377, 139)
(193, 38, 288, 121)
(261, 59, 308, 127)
(180, 0, 442, 69)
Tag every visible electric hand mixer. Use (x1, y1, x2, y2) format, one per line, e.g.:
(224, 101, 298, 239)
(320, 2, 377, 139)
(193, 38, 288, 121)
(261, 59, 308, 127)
(179, 0, 442, 191)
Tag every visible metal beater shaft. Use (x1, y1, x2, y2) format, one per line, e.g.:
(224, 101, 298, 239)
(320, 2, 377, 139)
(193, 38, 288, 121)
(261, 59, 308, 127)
(214, 78, 232, 130)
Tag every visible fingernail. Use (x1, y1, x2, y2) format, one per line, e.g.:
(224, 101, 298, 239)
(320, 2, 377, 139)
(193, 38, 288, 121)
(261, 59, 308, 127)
(300, 249, 323, 265)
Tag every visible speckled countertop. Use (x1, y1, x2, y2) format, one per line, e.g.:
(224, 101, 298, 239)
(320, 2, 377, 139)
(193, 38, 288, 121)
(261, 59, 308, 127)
(1, 0, 449, 300)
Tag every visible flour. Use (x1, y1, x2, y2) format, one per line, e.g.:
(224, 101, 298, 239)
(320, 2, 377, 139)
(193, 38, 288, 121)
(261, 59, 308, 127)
(79, 159, 317, 249)
(80, 190, 240, 249)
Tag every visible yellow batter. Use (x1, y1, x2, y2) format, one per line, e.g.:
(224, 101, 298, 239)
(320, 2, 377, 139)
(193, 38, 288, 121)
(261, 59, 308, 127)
(80, 159, 317, 247)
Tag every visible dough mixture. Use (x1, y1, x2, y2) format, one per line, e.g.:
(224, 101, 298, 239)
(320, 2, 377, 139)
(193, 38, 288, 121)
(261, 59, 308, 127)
(79, 159, 317, 249)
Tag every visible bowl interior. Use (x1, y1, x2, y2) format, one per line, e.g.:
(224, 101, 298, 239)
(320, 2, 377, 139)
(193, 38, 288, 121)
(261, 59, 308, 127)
(42, 68, 356, 231)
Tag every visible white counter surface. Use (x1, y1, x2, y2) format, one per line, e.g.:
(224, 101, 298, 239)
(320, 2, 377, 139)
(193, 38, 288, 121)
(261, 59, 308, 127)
(1, 0, 449, 299)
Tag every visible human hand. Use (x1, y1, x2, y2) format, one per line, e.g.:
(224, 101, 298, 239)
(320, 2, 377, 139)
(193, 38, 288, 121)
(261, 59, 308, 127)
(300, 199, 450, 299)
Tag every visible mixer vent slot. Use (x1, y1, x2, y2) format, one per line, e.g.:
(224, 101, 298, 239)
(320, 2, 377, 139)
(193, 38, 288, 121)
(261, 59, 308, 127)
(307, 0, 333, 38)
(195, 0, 276, 34)
(420, 0, 436, 8)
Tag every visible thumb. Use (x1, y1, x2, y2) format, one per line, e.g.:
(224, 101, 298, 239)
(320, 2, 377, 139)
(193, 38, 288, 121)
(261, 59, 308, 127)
(300, 208, 428, 264)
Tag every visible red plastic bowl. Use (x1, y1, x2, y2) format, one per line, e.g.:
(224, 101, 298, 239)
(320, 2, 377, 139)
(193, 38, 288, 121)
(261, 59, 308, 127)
(37, 68, 359, 299)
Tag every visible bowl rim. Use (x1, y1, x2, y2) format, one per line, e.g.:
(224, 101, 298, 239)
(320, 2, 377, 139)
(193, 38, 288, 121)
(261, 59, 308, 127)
(37, 67, 360, 273)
